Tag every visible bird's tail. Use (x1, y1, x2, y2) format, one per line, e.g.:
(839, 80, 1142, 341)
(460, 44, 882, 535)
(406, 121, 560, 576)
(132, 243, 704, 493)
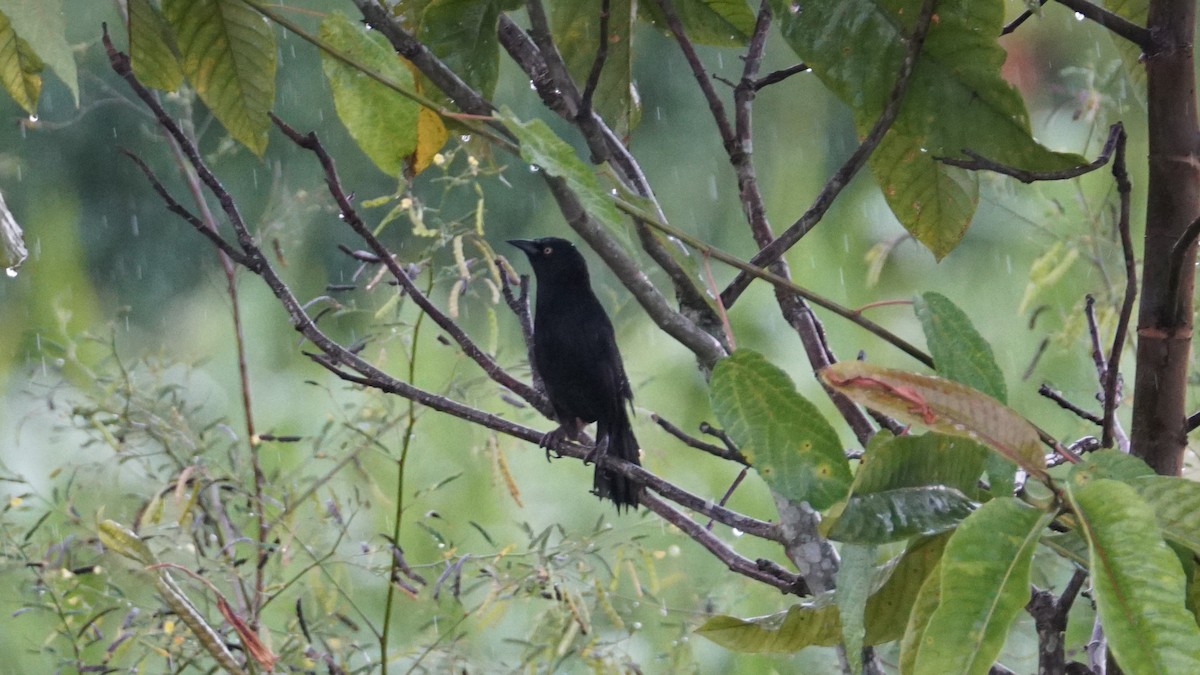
(595, 412, 642, 511)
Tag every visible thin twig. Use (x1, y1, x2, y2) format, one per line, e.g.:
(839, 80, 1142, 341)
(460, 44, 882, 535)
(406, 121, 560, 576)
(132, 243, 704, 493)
(936, 122, 1124, 183)
(753, 63, 810, 91)
(1054, 0, 1151, 49)
(1038, 384, 1103, 425)
(1002, 0, 1048, 36)
(578, 0, 611, 118)
(640, 492, 804, 594)
(1104, 125, 1135, 450)
(1164, 215, 1200, 326)
(104, 26, 270, 626)
(706, 467, 750, 531)
(721, 0, 939, 308)
(495, 16, 725, 340)
(654, 0, 736, 149)
(270, 113, 554, 419)
(651, 414, 749, 465)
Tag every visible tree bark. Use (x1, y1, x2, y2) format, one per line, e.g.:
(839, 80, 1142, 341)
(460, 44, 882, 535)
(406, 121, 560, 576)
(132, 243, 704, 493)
(1131, 0, 1199, 476)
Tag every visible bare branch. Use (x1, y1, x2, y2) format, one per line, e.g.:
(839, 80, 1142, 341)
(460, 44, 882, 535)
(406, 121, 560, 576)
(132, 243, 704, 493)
(1104, 126, 1135, 450)
(936, 122, 1125, 183)
(496, 15, 726, 350)
(1038, 384, 1103, 425)
(641, 492, 805, 594)
(577, 0, 612, 117)
(652, 414, 749, 465)
(1054, 0, 1150, 49)
(720, 0, 939, 308)
(270, 113, 554, 419)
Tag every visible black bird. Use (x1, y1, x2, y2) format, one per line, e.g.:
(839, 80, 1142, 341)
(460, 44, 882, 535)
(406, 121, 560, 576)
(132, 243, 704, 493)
(507, 237, 642, 511)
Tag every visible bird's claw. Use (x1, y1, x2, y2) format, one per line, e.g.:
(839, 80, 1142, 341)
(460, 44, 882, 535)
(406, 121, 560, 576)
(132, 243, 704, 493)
(539, 427, 567, 462)
(584, 436, 609, 466)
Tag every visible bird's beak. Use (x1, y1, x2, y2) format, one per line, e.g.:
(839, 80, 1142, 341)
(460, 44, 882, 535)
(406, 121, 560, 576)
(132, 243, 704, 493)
(506, 239, 539, 256)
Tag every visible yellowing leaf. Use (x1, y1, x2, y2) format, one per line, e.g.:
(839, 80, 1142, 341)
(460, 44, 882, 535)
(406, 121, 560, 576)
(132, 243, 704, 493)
(128, 0, 182, 92)
(164, 0, 276, 156)
(320, 13, 420, 177)
(0, 9, 42, 115)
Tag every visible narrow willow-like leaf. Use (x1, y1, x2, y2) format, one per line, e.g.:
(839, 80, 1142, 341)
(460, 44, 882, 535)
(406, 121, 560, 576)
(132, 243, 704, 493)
(915, 498, 1053, 675)
(0, 10, 41, 115)
(820, 361, 1046, 480)
(777, 0, 1083, 258)
(320, 12, 419, 177)
(1069, 478, 1200, 674)
(128, 0, 182, 92)
(500, 107, 627, 236)
(711, 350, 851, 510)
(98, 519, 155, 565)
(1128, 476, 1200, 555)
(164, 0, 276, 156)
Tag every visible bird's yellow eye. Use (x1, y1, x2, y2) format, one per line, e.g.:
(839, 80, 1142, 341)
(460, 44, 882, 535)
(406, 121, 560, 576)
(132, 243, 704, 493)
(542, 246, 553, 255)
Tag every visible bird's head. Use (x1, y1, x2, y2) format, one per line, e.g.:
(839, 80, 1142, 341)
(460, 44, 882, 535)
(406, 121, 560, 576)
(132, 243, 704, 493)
(506, 237, 590, 283)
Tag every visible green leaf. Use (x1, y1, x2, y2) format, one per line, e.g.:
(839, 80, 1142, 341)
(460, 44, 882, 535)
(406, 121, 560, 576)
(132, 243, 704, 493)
(710, 350, 851, 510)
(698, 534, 950, 654)
(865, 533, 949, 645)
(837, 543, 875, 672)
(849, 432, 987, 496)
(1068, 478, 1200, 674)
(0, 9, 42, 115)
(825, 432, 985, 543)
(820, 361, 1046, 480)
(319, 13, 419, 177)
(128, 0, 183, 92)
(553, 0, 639, 136)
(927, 280, 1020, 499)
(1128, 476, 1200, 555)
(500, 107, 627, 236)
(0, 0, 75, 105)
(898, 554, 942, 673)
(420, 0, 501, 99)
(1041, 530, 1090, 567)
(639, 0, 756, 47)
(164, 0, 276, 156)
(914, 292, 1006, 403)
(696, 596, 842, 653)
(777, 0, 1085, 258)
(827, 486, 975, 544)
(915, 498, 1053, 675)
(1071, 448, 1156, 483)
